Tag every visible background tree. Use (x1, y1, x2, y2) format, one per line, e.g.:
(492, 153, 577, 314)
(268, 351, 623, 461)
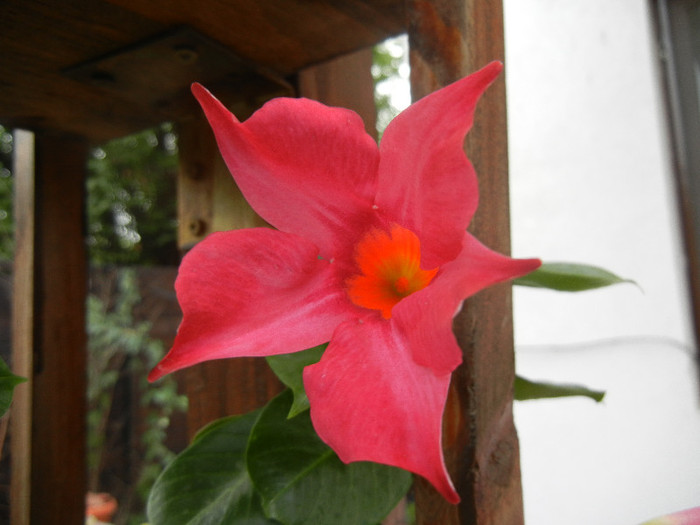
(0, 127, 13, 259)
(86, 123, 179, 266)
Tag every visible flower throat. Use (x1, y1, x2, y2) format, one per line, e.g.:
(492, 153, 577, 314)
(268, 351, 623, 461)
(347, 224, 438, 319)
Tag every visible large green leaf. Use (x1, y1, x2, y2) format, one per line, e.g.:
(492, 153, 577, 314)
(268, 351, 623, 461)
(247, 390, 412, 525)
(514, 262, 636, 292)
(515, 375, 605, 402)
(266, 345, 326, 418)
(147, 411, 279, 525)
(0, 356, 26, 417)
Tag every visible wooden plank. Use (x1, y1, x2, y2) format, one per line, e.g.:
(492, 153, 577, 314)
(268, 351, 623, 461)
(107, 0, 404, 76)
(300, 50, 413, 525)
(176, 83, 293, 252)
(0, 0, 164, 141)
(177, 47, 378, 438)
(407, 1, 524, 524)
(11, 131, 88, 524)
(176, 110, 283, 438)
(0, 0, 403, 142)
(10, 130, 35, 525)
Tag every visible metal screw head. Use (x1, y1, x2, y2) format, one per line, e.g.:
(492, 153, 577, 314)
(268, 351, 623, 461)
(188, 218, 207, 236)
(174, 46, 199, 65)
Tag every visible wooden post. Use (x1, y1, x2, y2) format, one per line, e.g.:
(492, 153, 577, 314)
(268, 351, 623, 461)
(651, 0, 700, 373)
(176, 114, 284, 437)
(11, 130, 88, 524)
(301, 48, 416, 525)
(175, 47, 378, 438)
(407, 1, 525, 524)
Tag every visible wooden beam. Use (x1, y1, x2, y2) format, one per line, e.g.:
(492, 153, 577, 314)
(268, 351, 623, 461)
(1, 0, 404, 142)
(407, 1, 524, 523)
(11, 130, 88, 524)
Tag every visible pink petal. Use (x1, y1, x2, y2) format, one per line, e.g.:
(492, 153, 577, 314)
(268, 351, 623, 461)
(303, 318, 460, 503)
(375, 61, 503, 268)
(149, 228, 352, 381)
(394, 232, 541, 374)
(642, 507, 700, 525)
(191, 84, 379, 260)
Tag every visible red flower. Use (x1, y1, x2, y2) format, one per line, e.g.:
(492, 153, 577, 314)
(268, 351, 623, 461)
(642, 506, 700, 525)
(149, 61, 540, 503)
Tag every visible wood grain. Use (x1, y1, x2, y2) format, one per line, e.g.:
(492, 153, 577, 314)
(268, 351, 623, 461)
(298, 48, 378, 140)
(407, 1, 525, 523)
(0, 0, 403, 142)
(176, 111, 282, 438)
(11, 131, 88, 524)
(176, 46, 379, 438)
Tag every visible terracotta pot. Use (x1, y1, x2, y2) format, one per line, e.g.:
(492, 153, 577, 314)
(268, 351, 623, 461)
(85, 492, 118, 523)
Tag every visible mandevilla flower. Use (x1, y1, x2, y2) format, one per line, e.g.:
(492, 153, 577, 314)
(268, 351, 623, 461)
(641, 507, 700, 525)
(149, 61, 540, 503)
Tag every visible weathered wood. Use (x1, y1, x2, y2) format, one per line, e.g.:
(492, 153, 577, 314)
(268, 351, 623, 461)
(107, 0, 404, 77)
(9, 130, 34, 525)
(176, 111, 283, 437)
(0, 0, 403, 142)
(407, 1, 524, 524)
(11, 130, 88, 524)
(298, 48, 378, 140)
(651, 0, 700, 369)
(177, 46, 378, 438)
(300, 48, 412, 525)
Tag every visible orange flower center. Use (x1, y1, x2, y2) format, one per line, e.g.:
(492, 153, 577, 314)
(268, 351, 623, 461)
(346, 224, 438, 319)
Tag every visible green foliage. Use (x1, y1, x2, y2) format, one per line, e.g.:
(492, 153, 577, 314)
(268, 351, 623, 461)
(86, 124, 179, 265)
(0, 123, 178, 265)
(266, 344, 326, 418)
(512, 261, 633, 403)
(147, 411, 277, 525)
(248, 391, 412, 525)
(148, 390, 412, 525)
(0, 355, 25, 417)
(514, 262, 636, 292)
(1, 122, 181, 522)
(372, 36, 409, 137)
(0, 126, 13, 259)
(514, 375, 605, 403)
(87, 269, 187, 523)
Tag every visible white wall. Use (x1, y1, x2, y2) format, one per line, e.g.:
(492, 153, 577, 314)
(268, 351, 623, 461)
(504, 1, 700, 523)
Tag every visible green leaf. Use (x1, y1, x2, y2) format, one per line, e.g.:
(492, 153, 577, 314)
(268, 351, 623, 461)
(247, 390, 412, 525)
(515, 375, 605, 402)
(0, 356, 26, 417)
(265, 345, 326, 418)
(513, 262, 636, 292)
(147, 410, 280, 525)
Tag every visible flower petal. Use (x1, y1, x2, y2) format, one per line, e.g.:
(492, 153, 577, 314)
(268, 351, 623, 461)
(641, 506, 700, 525)
(303, 319, 459, 504)
(149, 228, 351, 381)
(191, 84, 379, 259)
(394, 232, 541, 374)
(375, 61, 503, 267)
